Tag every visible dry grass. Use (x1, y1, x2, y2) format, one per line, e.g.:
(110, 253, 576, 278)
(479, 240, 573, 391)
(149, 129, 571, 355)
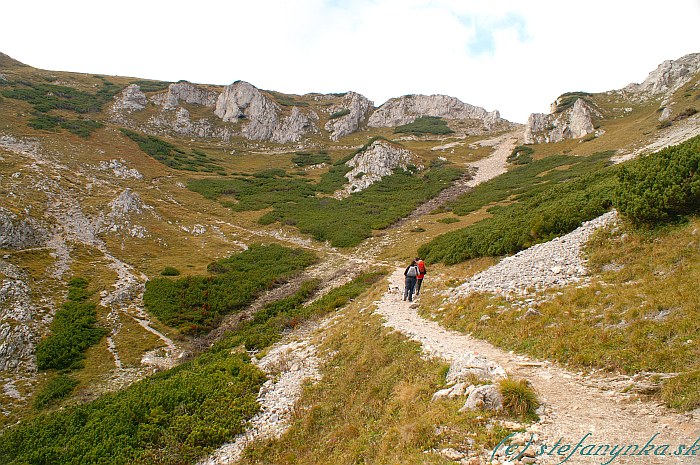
(238, 304, 511, 464)
(429, 216, 700, 410)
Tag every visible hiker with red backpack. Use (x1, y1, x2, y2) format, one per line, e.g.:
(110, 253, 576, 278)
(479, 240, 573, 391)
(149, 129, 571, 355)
(415, 257, 427, 296)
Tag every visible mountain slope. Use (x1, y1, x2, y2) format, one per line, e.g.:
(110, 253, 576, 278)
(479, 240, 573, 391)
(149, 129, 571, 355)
(0, 50, 699, 464)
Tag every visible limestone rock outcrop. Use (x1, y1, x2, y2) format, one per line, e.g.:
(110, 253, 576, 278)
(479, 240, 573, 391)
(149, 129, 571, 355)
(624, 52, 700, 96)
(523, 98, 599, 144)
(368, 94, 502, 129)
(324, 92, 373, 141)
(152, 81, 219, 110)
(112, 84, 147, 112)
(215, 81, 317, 143)
(0, 207, 47, 250)
(335, 139, 417, 198)
(459, 384, 503, 412)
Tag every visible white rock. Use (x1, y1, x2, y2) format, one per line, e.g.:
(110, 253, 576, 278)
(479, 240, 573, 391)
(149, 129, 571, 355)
(624, 52, 700, 96)
(324, 92, 374, 141)
(524, 98, 598, 144)
(214, 81, 317, 143)
(369, 94, 503, 129)
(459, 384, 503, 412)
(335, 140, 417, 197)
(152, 81, 219, 110)
(112, 84, 147, 112)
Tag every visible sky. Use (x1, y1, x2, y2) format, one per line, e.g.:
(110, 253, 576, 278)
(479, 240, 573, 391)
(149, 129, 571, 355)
(2, 0, 699, 123)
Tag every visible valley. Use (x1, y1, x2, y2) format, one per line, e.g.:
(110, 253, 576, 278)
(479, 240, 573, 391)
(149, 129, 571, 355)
(0, 50, 699, 464)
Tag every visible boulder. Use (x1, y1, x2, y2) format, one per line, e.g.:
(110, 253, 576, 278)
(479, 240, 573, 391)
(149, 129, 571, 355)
(152, 81, 219, 110)
(112, 84, 147, 112)
(459, 384, 503, 412)
(523, 98, 599, 144)
(446, 353, 507, 383)
(0, 207, 47, 250)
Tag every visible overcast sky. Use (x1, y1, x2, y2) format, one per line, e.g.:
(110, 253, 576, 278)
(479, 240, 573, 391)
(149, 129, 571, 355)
(2, 0, 699, 122)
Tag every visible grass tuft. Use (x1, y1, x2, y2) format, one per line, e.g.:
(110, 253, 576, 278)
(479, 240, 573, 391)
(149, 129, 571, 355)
(498, 378, 539, 419)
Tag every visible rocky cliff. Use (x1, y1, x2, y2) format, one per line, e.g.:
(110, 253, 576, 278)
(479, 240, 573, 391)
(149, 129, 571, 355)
(624, 52, 700, 97)
(112, 84, 148, 112)
(523, 98, 600, 144)
(335, 139, 417, 198)
(368, 94, 502, 129)
(324, 92, 374, 141)
(215, 81, 317, 143)
(0, 207, 47, 250)
(151, 81, 219, 110)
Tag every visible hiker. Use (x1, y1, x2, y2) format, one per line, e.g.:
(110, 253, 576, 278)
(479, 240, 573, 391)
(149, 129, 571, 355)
(415, 257, 427, 296)
(403, 260, 419, 302)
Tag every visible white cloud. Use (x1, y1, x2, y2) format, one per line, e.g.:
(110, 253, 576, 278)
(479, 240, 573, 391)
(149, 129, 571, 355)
(1, 0, 698, 122)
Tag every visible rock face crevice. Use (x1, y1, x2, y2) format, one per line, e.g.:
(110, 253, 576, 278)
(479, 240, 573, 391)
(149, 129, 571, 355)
(368, 94, 503, 129)
(523, 98, 600, 144)
(324, 92, 374, 141)
(215, 81, 317, 143)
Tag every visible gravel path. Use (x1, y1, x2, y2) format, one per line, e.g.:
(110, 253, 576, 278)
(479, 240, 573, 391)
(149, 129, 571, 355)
(370, 138, 699, 464)
(376, 269, 698, 465)
(464, 134, 518, 188)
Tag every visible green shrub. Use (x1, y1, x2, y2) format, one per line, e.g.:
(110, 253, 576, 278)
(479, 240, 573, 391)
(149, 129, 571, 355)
(160, 266, 180, 276)
(673, 107, 697, 121)
(224, 272, 384, 351)
(616, 135, 700, 224)
(419, 165, 618, 264)
(120, 128, 223, 172)
(130, 79, 171, 92)
(252, 168, 287, 178)
(33, 374, 79, 410)
(657, 120, 672, 129)
(144, 244, 317, 334)
(552, 92, 592, 113)
(28, 113, 61, 130)
(394, 116, 454, 135)
(267, 91, 308, 107)
(0, 352, 265, 465)
(0, 270, 384, 465)
(1, 78, 120, 113)
(448, 151, 613, 216)
(60, 118, 103, 138)
(506, 145, 534, 165)
(259, 166, 463, 247)
(292, 152, 332, 166)
(35, 278, 107, 370)
(437, 217, 459, 224)
(190, 141, 462, 247)
(421, 137, 700, 265)
(329, 109, 351, 119)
